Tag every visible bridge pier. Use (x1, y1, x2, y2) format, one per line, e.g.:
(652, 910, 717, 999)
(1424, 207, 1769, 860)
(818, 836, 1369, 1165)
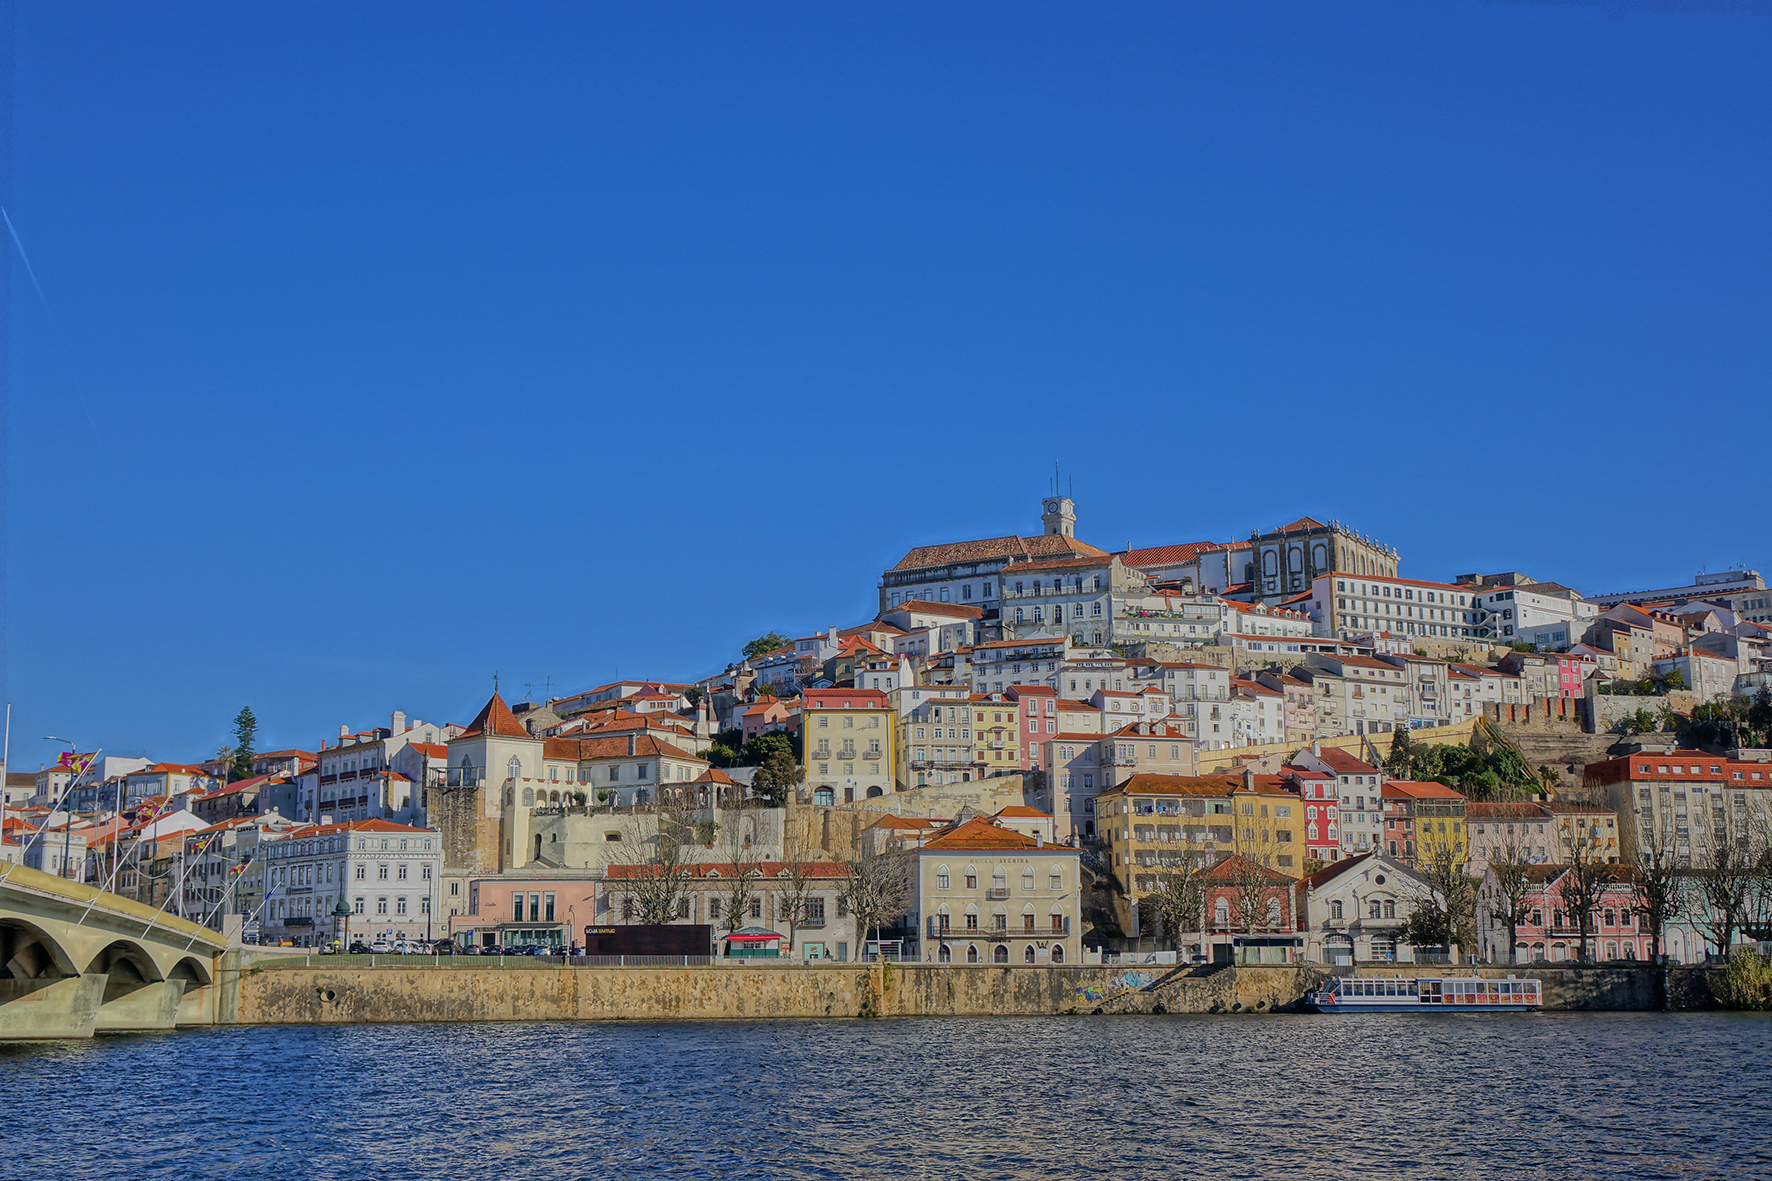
(94, 979, 187, 1034)
(0, 973, 107, 1040)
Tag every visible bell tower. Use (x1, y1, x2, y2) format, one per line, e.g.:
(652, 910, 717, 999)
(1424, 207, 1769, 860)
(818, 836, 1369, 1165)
(1041, 496, 1075, 538)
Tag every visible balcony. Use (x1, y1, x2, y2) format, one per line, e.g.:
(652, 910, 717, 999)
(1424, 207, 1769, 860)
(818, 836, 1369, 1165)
(985, 887, 1011, 901)
(444, 768, 484, 788)
(798, 918, 827, 930)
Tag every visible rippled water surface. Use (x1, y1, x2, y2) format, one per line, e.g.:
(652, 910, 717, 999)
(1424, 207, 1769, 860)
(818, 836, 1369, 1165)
(4, 1013, 1770, 1180)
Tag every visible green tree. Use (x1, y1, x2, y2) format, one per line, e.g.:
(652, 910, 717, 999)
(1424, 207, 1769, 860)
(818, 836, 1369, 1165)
(683, 686, 705, 707)
(1663, 668, 1687, 693)
(1387, 727, 1417, 778)
(230, 706, 258, 782)
(750, 747, 805, 807)
(739, 731, 799, 767)
(742, 632, 792, 661)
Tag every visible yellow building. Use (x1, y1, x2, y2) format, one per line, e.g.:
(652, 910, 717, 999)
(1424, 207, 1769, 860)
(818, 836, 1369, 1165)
(1098, 771, 1306, 932)
(1381, 780, 1468, 868)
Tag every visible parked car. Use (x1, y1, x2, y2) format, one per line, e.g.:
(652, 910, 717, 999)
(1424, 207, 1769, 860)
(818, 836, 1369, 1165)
(348, 942, 372, 955)
(369, 940, 392, 953)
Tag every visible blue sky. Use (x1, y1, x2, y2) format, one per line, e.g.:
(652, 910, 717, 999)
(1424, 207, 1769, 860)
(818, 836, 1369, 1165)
(3, 2, 1768, 769)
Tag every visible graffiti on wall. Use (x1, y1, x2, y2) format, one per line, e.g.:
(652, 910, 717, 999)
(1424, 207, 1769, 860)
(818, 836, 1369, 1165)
(1075, 971, 1156, 1005)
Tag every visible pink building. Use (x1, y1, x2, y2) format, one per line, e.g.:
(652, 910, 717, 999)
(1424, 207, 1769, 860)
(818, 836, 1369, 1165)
(739, 699, 798, 743)
(1477, 864, 1647, 963)
(1006, 683, 1057, 773)
(448, 875, 601, 951)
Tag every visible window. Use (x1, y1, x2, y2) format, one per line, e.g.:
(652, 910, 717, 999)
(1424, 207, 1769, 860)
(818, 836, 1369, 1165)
(1330, 900, 1343, 920)
(395, 897, 408, 916)
(376, 897, 388, 915)
(937, 871, 950, 890)
(354, 864, 365, 880)
(397, 863, 408, 881)
(353, 897, 364, 914)
(378, 864, 389, 881)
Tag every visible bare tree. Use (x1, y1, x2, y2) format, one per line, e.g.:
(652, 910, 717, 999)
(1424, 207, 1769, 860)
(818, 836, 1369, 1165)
(1488, 832, 1537, 965)
(1696, 836, 1755, 958)
(776, 832, 829, 953)
(1634, 815, 1686, 963)
(1145, 866, 1207, 956)
(841, 844, 910, 957)
(1557, 831, 1613, 964)
(713, 806, 762, 951)
(1405, 844, 1477, 960)
(1224, 854, 1276, 938)
(613, 806, 699, 925)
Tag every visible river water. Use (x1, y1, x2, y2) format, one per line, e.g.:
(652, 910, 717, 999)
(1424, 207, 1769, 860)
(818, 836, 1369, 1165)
(3, 1013, 1769, 1180)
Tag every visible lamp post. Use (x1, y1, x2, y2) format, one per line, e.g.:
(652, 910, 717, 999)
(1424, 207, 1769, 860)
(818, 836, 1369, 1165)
(44, 737, 82, 881)
(332, 894, 353, 952)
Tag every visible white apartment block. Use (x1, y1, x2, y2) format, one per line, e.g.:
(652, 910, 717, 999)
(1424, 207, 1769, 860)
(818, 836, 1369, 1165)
(1470, 582, 1598, 647)
(1310, 573, 1480, 642)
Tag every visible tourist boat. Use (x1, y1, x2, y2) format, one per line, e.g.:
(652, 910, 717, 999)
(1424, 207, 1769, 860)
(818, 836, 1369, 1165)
(1304, 975, 1541, 1013)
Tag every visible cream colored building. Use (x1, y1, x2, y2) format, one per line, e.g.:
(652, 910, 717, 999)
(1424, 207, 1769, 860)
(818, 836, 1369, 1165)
(909, 814, 1081, 965)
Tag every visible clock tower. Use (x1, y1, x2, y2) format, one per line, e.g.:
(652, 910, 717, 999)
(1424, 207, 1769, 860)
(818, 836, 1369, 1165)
(1041, 496, 1076, 538)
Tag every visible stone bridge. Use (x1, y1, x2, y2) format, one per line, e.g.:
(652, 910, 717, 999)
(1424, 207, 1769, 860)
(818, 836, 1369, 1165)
(0, 862, 227, 1039)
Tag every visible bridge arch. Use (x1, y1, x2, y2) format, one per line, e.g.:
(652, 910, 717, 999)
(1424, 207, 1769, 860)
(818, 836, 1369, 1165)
(0, 917, 80, 979)
(87, 939, 166, 983)
(168, 955, 212, 988)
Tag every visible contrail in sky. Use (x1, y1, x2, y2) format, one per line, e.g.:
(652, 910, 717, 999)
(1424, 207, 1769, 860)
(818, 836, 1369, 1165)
(1, 205, 50, 311)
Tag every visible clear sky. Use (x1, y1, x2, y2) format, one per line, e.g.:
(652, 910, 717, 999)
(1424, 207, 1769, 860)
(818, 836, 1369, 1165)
(2, 2, 1768, 770)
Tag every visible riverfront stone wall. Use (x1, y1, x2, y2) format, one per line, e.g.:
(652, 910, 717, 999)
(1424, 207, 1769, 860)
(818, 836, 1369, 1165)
(224, 959, 1694, 1026)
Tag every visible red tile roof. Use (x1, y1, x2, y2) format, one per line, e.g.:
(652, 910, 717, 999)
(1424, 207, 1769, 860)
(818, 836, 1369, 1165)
(458, 692, 532, 740)
(890, 534, 1108, 572)
(1122, 541, 1229, 568)
(921, 816, 1042, 850)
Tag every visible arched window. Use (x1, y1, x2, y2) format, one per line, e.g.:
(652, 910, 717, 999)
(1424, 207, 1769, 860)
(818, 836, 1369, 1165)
(507, 756, 521, 781)
(1383, 899, 1395, 919)
(1023, 944, 1037, 963)
(1049, 870, 1062, 891)
(1021, 869, 1035, 892)
(1213, 898, 1230, 926)
(1313, 544, 1327, 569)
(521, 788, 534, 807)
(1265, 898, 1281, 927)
(813, 787, 834, 805)
(1021, 904, 1036, 932)
(965, 866, 977, 890)
(1050, 944, 1064, 964)
(1330, 899, 1343, 921)
(993, 945, 1009, 963)
(966, 944, 979, 963)
(938, 944, 951, 962)
(1369, 899, 1383, 919)
(937, 866, 951, 890)
(990, 868, 1007, 893)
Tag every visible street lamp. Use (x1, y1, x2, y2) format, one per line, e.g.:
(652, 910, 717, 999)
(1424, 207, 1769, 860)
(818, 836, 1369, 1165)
(44, 737, 82, 881)
(332, 894, 353, 952)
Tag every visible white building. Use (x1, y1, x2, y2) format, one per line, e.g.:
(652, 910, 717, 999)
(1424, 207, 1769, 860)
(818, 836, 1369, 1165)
(260, 818, 443, 949)
(1309, 573, 1480, 642)
(1293, 852, 1426, 963)
(1468, 580, 1598, 648)
(1289, 745, 1387, 858)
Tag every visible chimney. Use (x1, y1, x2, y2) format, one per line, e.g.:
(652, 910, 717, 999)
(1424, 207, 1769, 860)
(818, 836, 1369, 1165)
(392, 711, 407, 733)
(1243, 767, 1255, 792)
(1312, 741, 1322, 757)
(339, 725, 350, 740)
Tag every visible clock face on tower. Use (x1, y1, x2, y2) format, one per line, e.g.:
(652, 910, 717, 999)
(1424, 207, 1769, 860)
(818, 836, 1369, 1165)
(1045, 500, 1058, 513)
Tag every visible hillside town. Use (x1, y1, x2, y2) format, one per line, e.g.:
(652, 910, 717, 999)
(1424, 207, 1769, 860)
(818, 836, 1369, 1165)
(7, 500, 1772, 970)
